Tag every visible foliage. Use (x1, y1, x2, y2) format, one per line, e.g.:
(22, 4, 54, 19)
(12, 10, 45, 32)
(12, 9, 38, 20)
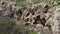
(13, 24, 38, 34)
(0, 17, 13, 34)
(16, 1, 24, 6)
(0, 17, 37, 34)
(30, 30, 37, 34)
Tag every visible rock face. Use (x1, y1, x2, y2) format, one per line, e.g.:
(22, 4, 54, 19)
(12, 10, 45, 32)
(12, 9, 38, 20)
(51, 5, 60, 34)
(1, 0, 60, 34)
(40, 29, 52, 34)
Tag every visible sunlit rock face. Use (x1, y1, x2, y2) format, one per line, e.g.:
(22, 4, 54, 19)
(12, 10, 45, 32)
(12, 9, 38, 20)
(0, 0, 60, 34)
(51, 5, 60, 34)
(39, 29, 52, 34)
(0, 0, 55, 27)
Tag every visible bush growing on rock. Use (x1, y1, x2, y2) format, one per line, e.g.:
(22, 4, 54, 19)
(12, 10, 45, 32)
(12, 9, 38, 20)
(0, 17, 38, 34)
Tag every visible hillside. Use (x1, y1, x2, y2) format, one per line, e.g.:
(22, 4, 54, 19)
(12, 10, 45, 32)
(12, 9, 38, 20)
(0, 0, 60, 34)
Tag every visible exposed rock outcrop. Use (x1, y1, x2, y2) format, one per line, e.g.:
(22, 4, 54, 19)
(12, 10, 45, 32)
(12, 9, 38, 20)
(0, 0, 60, 34)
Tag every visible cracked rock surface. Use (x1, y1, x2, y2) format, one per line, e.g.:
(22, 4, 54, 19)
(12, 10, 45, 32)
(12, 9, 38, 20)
(0, 0, 60, 34)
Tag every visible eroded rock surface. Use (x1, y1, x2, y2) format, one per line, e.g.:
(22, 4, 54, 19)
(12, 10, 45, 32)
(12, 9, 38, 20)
(0, 0, 60, 34)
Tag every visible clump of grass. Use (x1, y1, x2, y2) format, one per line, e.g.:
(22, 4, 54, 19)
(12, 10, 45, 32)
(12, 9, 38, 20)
(16, 1, 24, 6)
(30, 30, 38, 34)
(0, 17, 13, 34)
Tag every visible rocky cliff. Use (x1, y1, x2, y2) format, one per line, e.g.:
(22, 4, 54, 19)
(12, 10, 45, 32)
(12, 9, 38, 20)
(0, 0, 60, 34)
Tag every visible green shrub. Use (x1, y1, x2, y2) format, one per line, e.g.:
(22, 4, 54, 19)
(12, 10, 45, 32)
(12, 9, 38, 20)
(30, 30, 37, 34)
(0, 17, 38, 34)
(16, 1, 24, 6)
(14, 25, 38, 34)
(0, 17, 14, 34)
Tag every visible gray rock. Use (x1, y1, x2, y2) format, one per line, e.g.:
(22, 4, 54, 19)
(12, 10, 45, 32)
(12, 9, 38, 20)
(38, 28, 52, 34)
